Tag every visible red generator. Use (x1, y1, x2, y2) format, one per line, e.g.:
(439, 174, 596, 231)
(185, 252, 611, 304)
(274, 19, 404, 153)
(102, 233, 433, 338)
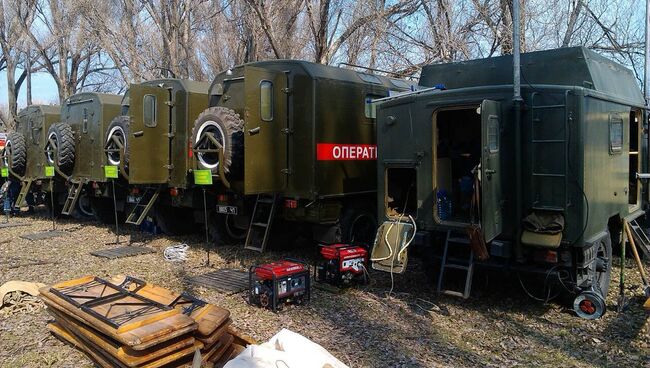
(249, 259, 310, 311)
(315, 243, 369, 287)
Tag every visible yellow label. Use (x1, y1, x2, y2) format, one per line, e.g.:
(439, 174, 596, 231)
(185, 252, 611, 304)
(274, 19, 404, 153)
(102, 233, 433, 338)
(1, 168, 7, 177)
(104, 165, 119, 179)
(193, 170, 213, 185)
(44, 166, 55, 177)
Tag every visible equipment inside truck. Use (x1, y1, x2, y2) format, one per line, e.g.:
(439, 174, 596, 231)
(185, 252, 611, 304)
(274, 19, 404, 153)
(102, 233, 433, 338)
(434, 107, 481, 224)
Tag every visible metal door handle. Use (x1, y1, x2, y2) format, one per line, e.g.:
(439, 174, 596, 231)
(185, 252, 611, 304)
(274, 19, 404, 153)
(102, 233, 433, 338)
(484, 169, 496, 176)
(133, 131, 144, 137)
(248, 127, 261, 135)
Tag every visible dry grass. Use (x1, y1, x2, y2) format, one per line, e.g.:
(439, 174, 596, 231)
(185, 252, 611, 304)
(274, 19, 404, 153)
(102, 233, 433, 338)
(0, 210, 648, 367)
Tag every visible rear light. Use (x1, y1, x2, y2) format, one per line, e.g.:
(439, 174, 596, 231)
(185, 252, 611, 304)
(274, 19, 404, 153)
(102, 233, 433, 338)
(131, 187, 140, 195)
(534, 250, 558, 263)
(91, 182, 99, 189)
(170, 187, 179, 197)
(188, 142, 193, 158)
(218, 194, 228, 202)
(284, 199, 298, 209)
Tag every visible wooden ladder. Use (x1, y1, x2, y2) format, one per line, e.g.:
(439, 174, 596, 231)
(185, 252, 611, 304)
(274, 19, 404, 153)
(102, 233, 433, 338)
(437, 230, 475, 299)
(61, 181, 83, 216)
(244, 194, 278, 252)
(125, 187, 161, 226)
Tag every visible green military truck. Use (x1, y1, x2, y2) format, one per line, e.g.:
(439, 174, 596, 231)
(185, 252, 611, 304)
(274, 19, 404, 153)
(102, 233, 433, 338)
(45, 93, 123, 220)
(1, 105, 65, 212)
(193, 60, 413, 251)
(102, 79, 210, 234)
(372, 47, 648, 319)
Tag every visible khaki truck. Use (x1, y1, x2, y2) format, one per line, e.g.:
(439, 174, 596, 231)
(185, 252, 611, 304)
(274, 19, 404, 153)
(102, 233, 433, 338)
(372, 47, 649, 318)
(45, 93, 123, 220)
(192, 60, 413, 250)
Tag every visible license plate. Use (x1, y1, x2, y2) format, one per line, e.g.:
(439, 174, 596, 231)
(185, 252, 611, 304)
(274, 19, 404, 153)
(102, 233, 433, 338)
(127, 195, 141, 204)
(216, 205, 237, 215)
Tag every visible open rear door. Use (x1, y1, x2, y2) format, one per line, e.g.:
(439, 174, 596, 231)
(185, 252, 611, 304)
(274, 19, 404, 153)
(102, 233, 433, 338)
(128, 84, 171, 184)
(243, 67, 288, 194)
(481, 100, 502, 242)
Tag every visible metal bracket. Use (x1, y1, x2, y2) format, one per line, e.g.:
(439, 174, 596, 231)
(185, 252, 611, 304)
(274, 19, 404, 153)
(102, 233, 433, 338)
(282, 87, 292, 94)
(281, 168, 293, 175)
(281, 128, 294, 135)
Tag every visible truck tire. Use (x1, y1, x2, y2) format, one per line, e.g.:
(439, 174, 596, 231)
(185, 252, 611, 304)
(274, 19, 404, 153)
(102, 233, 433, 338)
(105, 116, 130, 168)
(340, 203, 378, 245)
(191, 107, 244, 175)
(45, 123, 75, 175)
(154, 205, 196, 235)
(89, 197, 124, 224)
(208, 214, 248, 246)
(3, 132, 27, 176)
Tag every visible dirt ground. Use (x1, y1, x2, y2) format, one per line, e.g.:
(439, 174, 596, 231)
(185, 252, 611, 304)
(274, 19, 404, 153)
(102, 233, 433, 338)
(0, 211, 648, 368)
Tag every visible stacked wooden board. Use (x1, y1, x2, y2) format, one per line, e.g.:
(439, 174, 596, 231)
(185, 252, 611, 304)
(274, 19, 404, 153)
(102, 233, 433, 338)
(40, 275, 249, 367)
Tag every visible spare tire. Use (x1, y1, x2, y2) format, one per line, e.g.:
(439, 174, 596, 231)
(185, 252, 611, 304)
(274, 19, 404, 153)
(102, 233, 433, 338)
(44, 123, 75, 175)
(3, 132, 27, 176)
(105, 115, 130, 169)
(191, 107, 244, 175)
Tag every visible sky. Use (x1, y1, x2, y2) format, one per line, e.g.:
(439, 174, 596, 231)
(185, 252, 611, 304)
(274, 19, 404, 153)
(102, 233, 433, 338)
(0, 68, 60, 108)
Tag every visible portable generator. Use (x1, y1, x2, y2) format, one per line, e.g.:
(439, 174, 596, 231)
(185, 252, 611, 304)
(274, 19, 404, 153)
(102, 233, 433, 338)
(315, 243, 369, 287)
(249, 259, 310, 311)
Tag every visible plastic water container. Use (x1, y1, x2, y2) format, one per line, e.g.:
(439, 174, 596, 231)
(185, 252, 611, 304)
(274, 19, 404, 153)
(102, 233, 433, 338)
(437, 190, 452, 221)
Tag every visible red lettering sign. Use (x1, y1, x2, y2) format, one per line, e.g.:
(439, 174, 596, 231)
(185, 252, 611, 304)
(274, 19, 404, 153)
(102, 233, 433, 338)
(317, 143, 377, 161)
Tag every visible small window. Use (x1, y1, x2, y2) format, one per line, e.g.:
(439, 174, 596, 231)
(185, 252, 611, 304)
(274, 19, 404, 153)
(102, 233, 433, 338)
(260, 80, 273, 121)
(82, 108, 88, 133)
(609, 114, 623, 154)
(390, 79, 411, 90)
(143, 94, 157, 127)
(357, 72, 382, 85)
(487, 116, 499, 152)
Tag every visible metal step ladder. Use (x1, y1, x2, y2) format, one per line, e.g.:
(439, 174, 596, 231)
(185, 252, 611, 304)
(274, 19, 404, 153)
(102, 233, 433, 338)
(125, 187, 161, 226)
(529, 91, 571, 211)
(437, 230, 475, 299)
(629, 219, 650, 259)
(61, 181, 83, 215)
(15, 179, 33, 208)
(244, 194, 278, 252)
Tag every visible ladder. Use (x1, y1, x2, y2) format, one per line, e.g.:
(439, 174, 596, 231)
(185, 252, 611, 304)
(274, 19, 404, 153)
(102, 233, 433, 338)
(629, 219, 650, 259)
(14, 179, 33, 208)
(125, 187, 161, 226)
(437, 230, 475, 299)
(529, 91, 571, 211)
(61, 181, 83, 216)
(244, 194, 278, 252)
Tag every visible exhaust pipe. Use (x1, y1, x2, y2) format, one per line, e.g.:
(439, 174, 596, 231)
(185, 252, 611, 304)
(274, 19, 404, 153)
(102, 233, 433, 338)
(513, 0, 524, 261)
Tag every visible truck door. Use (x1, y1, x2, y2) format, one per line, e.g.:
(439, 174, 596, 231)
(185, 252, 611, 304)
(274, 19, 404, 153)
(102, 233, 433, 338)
(128, 84, 171, 184)
(243, 67, 288, 194)
(481, 100, 503, 242)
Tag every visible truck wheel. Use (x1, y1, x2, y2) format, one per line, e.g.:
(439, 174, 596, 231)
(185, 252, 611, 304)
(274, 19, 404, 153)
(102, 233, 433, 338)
(44, 123, 75, 175)
(154, 205, 197, 235)
(105, 116, 130, 168)
(3, 132, 27, 176)
(89, 197, 124, 224)
(73, 192, 95, 219)
(340, 204, 377, 245)
(191, 107, 244, 175)
(209, 214, 248, 246)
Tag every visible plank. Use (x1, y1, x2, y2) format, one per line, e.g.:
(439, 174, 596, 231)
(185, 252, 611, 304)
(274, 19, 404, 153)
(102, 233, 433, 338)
(41, 290, 197, 350)
(197, 319, 232, 346)
(91, 246, 155, 259)
(49, 322, 125, 368)
(48, 308, 197, 367)
(20, 230, 67, 241)
(186, 269, 249, 294)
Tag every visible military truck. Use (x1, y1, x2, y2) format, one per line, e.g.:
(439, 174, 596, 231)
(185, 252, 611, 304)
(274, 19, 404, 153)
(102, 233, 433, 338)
(1, 105, 66, 212)
(191, 60, 413, 251)
(102, 79, 210, 234)
(372, 47, 648, 319)
(45, 93, 123, 220)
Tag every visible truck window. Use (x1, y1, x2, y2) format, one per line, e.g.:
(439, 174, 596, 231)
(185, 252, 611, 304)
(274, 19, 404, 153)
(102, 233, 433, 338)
(260, 80, 273, 121)
(82, 108, 88, 133)
(609, 114, 623, 154)
(487, 116, 499, 152)
(143, 94, 157, 127)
